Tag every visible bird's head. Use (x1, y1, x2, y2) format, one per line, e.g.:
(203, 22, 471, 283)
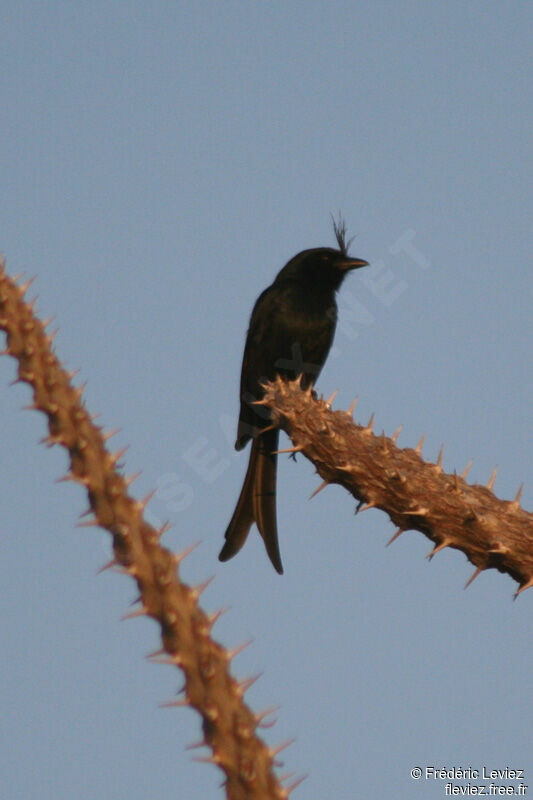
(274, 217, 368, 291)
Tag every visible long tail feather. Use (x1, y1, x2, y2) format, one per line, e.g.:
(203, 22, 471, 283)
(253, 429, 282, 573)
(219, 428, 283, 574)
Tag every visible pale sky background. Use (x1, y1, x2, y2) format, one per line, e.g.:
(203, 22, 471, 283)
(1, 3, 531, 799)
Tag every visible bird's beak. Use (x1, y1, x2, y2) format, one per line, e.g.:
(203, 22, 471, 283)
(340, 257, 369, 271)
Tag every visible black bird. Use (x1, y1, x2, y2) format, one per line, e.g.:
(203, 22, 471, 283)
(219, 219, 368, 573)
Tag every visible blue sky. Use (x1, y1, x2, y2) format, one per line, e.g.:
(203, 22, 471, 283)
(1, 3, 531, 798)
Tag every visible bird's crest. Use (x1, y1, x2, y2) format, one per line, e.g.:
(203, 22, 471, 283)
(331, 213, 355, 256)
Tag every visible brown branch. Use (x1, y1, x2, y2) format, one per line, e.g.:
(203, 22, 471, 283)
(261, 377, 533, 595)
(0, 261, 295, 800)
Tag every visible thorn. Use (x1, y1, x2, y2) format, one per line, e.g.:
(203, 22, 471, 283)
(191, 575, 214, 599)
(309, 480, 328, 500)
(124, 471, 142, 488)
(487, 466, 498, 491)
(461, 460, 473, 479)
(157, 521, 172, 536)
(386, 529, 405, 547)
(511, 484, 523, 508)
(18, 277, 36, 294)
(65, 472, 90, 487)
(255, 706, 281, 729)
(192, 755, 220, 765)
(145, 648, 165, 660)
(273, 445, 304, 455)
(109, 445, 129, 465)
(102, 427, 121, 442)
(148, 654, 180, 666)
(337, 463, 354, 475)
(40, 316, 56, 331)
(22, 402, 40, 412)
(121, 606, 148, 621)
(73, 380, 87, 399)
(406, 506, 429, 517)
(364, 413, 374, 433)
(227, 639, 253, 662)
(325, 389, 338, 408)
(76, 517, 99, 528)
(159, 697, 189, 709)
(415, 434, 425, 455)
(279, 772, 296, 783)
(185, 739, 208, 751)
(357, 500, 376, 513)
(97, 558, 118, 574)
(346, 396, 358, 416)
(391, 425, 403, 443)
(258, 716, 278, 730)
(452, 470, 459, 491)
(286, 774, 308, 795)
(257, 423, 277, 436)
(138, 489, 156, 510)
(40, 433, 61, 447)
(270, 738, 296, 758)
(55, 473, 78, 484)
(488, 541, 509, 556)
(174, 540, 201, 565)
(78, 506, 94, 518)
(435, 444, 444, 470)
(514, 577, 533, 599)
(207, 607, 228, 629)
(427, 539, 450, 560)
(464, 566, 483, 589)
(237, 673, 262, 696)
(380, 431, 387, 452)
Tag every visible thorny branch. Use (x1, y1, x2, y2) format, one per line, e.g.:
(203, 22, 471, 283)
(261, 377, 533, 596)
(2, 259, 531, 800)
(0, 261, 299, 800)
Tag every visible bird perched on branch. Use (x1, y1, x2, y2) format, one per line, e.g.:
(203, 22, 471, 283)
(219, 218, 368, 574)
